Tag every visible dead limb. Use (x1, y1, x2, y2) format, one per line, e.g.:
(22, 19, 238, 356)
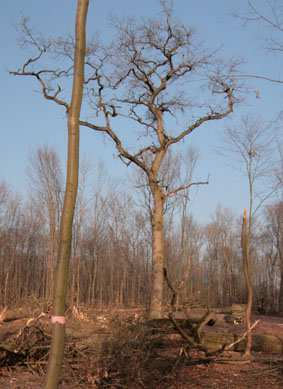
(16, 312, 47, 340)
(164, 267, 216, 355)
(164, 266, 260, 359)
(224, 319, 260, 351)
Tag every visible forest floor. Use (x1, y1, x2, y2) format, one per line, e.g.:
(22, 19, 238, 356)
(0, 305, 283, 388)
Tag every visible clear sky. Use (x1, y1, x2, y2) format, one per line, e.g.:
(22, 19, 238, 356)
(1, 0, 282, 223)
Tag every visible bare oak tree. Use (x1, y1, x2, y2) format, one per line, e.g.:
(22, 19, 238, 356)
(11, 1, 237, 322)
(79, 3, 237, 318)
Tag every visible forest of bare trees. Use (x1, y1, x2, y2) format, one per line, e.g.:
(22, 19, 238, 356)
(0, 146, 282, 314)
(1, 0, 283, 387)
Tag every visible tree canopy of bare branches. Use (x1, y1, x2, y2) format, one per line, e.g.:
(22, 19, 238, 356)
(11, 1, 239, 320)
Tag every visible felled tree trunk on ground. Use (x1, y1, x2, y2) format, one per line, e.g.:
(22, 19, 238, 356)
(202, 332, 283, 353)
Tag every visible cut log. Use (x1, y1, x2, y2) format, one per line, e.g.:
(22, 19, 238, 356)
(202, 332, 236, 352)
(231, 304, 246, 320)
(147, 317, 283, 354)
(185, 308, 210, 320)
(252, 334, 283, 353)
(202, 331, 283, 353)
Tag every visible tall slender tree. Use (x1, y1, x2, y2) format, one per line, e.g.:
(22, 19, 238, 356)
(241, 208, 253, 359)
(11, 0, 89, 387)
(266, 201, 283, 314)
(223, 115, 277, 357)
(45, 2, 89, 386)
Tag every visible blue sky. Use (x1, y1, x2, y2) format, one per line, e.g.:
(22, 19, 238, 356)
(0, 0, 282, 223)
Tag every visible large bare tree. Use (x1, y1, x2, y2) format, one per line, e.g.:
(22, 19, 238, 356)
(11, 1, 236, 323)
(78, 3, 238, 318)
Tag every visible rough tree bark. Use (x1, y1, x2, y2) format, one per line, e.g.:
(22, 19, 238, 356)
(149, 181, 166, 318)
(45, 1, 89, 387)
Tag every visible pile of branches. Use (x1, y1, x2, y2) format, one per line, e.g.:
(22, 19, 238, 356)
(163, 268, 259, 360)
(98, 317, 154, 387)
(0, 313, 51, 370)
(0, 311, 93, 379)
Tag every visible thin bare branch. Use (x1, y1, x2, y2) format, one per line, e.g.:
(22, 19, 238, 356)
(79, 119, 148, 172)
(168, 87, 234, 146)
(225, 319, 260, 351)
(166, 179, 209, 198)
(231, 73, 283, 84)
(10, 69, 69, 110)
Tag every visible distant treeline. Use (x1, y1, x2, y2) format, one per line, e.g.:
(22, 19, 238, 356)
(0, 147, 282, 314)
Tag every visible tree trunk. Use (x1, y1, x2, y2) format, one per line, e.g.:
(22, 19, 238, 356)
(278, 265, 283, 315)
(45, 1, 89, 388)
(241, 208, 253, 359)
(46, 202, 58, 301)
(278, 226, 283, 314)
(149, 185, 165, 319)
